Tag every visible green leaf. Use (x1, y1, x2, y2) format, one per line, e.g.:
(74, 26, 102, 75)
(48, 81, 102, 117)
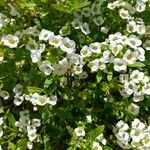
(128, 62, 145, 68)
(7, 112, 16, 129)
(107, 72, 113, 81)
(52, 0, 91, 13)
(88, 125, 105, 140)
(104, 146, 113, 150)
(44, 78, 53, 88)
(96, 72, 102, 83)
(8, 142, 16, 150)
(27, 86, 44, 93)
(16, 138, 28, 150)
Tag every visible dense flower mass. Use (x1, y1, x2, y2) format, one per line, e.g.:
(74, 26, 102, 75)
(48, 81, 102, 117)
(0, 0, 150, 149)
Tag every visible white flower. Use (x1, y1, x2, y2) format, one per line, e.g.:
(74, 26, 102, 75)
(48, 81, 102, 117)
(14, 95, 24, 106)
(73, 9, 82, 18)
(132, 118, 145, 130)
(119, 74, 129, 83)
(91, 3, 100, 15)
(100, 26, 109, 34)
(73, 65, 83, 75)
(124, 80, 137, 95)
(0, 129, 3, 137)
(126, 21, 137, 33)
(26, 40, 38, 52)
(135, 2, 146, 12)
(128, 103, 140, 115)
(93, 16, 104, 26)
(22, 26, 39, 36)
(117, 131, 130, 143)
(137, 24, 146, 35)
(37, 95, 49, 106)
(28, 130, 37, 142)
(142, 135, 150, 148)
(98, 58, 106, 70)
(119, 8, 130, 20)
(71, 19, 82, 29)
(107, 1, 119, 10)
(0, 13, 10, 28)
(30, 51, 41, 63)
(92, 142, 102, 150)
(39, 29, 54, 41)
(68, 53, 84, 66)
(0, 91, 9, 100)
(0, 117, 3, 125)
(60, 37, 76, 53)
(113, 58, 127, 72)
(27, 141, 33, 150)
(80, 45, 92, 58)
(108, 32, 122, 44)
(0, 145, 3, 150)
(133, 94, 144, 102)
(59, 58, 72, 69)
(109, 43, 123, 56)
(88, 59, 99, 72)
(102, 50, 112, 63)
(48, 95, 57, 106)
(78, 71, 88, 79)
(82, 7, 91, 17)
(126, 35, 142, 49)
(8, 3, 20, 17)
(31, 119, 41, 127)
(30, 93, 40, 105)
(49, 35, 63, 48)
(123, 50, 137, 65)
(144, 83, 150, 95)
(53, 64, 67, 75)
(1, 34, 19, 48)
(39, 60, 53, 75)
(143, 40, 150, 50)
(74, 127, 85, 137)
(89, 42, 101, 54)
(80, 22, 90, 35)
(116, 120, 129, 131)
(86, 115, 92, 123)
(130, 70, 144, 83)
(130, 129, 145, 143)
(13, 84, 23, 96)
(134, 47, 145, 61)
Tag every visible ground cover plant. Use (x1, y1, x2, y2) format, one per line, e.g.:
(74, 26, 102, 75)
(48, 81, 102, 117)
(0, 0, 150, 149)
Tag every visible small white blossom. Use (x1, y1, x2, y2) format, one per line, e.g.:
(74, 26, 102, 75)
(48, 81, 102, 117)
(92, 141, 102, 150)
(119, 8, 130, 20)
(1, 34, 19, 48)
(13, 84, 23, 96)
(89, 42, 101, 54)
(39, 29, 54, 41)
(82, 7, 91, 17)
(80, 22, 90, 35)
(74, 127, 85, 137)
(93, 16, 104, 26)
(113, 58, 127, 72)
(49, 35, 63, 48)
(39, 60, 53, 75)
(128, 103, 140, 115)
(60, 37, 76, 53)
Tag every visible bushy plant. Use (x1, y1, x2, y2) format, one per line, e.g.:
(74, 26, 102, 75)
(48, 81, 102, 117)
(0, 0, 150, 149)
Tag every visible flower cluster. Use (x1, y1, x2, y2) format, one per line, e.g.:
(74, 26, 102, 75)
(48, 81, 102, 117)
(24, 93, 57, 106)
(114, 118, 150, 149)
(119, 70, 150, 102)
(72, 2, 104, 35)
(15, 110, 41, 149)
